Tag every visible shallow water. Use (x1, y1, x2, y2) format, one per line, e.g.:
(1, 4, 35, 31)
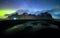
(3, 21, 59, 34)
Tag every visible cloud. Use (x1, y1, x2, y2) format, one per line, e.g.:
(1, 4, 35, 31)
(47, 6, 60, 12)
(46, 6, 60, 19)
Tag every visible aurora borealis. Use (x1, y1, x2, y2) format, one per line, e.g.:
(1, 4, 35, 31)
(0, 0, 60, 36)
(0, 9, 16, 18)
(0, 0, 60, 19)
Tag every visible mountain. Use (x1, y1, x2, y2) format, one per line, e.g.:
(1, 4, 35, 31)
(16, 9, 30, 15)
(34, 11, 41, 15)
(15, 9, 45, 15)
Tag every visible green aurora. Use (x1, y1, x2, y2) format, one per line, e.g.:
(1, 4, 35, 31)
(0, 9, 16, 19)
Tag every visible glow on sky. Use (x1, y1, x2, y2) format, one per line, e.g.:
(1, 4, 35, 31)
(0, 9, 16, 18)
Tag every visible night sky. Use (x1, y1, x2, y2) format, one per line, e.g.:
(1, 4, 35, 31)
(0, 0, 60, 19)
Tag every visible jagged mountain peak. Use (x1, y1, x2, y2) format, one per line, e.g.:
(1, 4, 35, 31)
(16, 9, 28, 15)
